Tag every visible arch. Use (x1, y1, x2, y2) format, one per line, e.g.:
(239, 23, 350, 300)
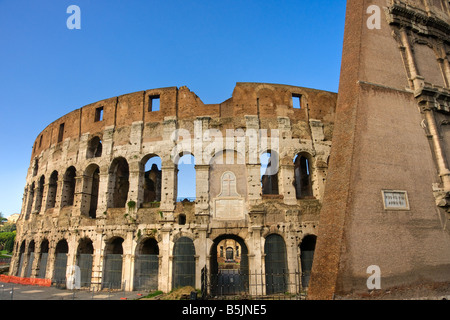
(35, 175, 45, 213)
(294, 153, 314, 199)
(134, 237, 159, 290)
(46, 171, 58, 210)
(81, 164, 100, 218)
(300, 235, 317, 289)
(109, 157, 130, 208)
(25, 240, 36, 278)
(61, 166, 77, 208)
(16, 240, 26, 277)
(172, 236, 196, 289)
(53, 239, 69, 285)
(77, 238, 94, 287)
(261, 150, 279, 195)
(209, 234, 249, 295)
(264, 234, 288, 294)
(103, 237, 124, 289)
(37, 239, 49, 279)
(209, 149, 245, 166)
(86, 136, 102, 159)
(141, 154, 162, 205)
(25, 182, 35, 219)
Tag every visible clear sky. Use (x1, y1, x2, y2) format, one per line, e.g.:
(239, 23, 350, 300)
(0, 0, 346, 217)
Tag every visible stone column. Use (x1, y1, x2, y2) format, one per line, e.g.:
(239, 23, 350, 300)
(158, 225, 172, 292)
(195, 164, 210, 217)
(30, 244, 42, 278)
(279, 164, 297, 205)
(424, 106, 450, 189)
(96, 166, 110, 216)
(90, 231, 105, 291)
(399, 28, 425, 90)
(248, 226, 264, 296)
(160, 162, 177, 212)
(246, 164, 261, 205)
(122, 230, 135, 291)
(127, 161, 141, 218)
(72, 176, 84, 216)
(45, 241, 57, 281)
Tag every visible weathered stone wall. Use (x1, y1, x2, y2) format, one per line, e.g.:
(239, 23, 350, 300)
(308, 0, 450, 300)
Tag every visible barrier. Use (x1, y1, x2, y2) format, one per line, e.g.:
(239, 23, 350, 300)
(0, 275, 51, 287)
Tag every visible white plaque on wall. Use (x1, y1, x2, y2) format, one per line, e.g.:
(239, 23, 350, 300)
(382, 190, 410, 210)
(213, 171, 245, 220)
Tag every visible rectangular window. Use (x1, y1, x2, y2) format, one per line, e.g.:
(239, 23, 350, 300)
(39, 135, 43, 147)
(148, 95, 160, 112)
(292, 94, 302, 109)
(58, 123, 65, 143)
(95, 107, 104, 122)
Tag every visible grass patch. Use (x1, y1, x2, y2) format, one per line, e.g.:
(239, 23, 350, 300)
(140, 290, 163, 299)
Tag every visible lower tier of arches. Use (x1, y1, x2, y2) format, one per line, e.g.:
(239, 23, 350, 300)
(10, 227, 317, 296)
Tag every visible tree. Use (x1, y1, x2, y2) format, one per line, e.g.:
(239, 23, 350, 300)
(0, 212, 6, 224)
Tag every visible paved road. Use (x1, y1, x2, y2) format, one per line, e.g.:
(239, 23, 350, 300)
(0, 282, 148, 300)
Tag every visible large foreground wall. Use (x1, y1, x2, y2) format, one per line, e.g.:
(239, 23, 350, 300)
(309, 0, 450, 299)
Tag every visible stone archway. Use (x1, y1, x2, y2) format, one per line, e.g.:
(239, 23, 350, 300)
(209, 234, 249, 295)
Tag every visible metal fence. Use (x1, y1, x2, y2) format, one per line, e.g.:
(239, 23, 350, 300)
(202, 268, 308, 300)
(134, 254, 158, 291)
(0, 258, 11, 266)
(102, 254, 123, 290)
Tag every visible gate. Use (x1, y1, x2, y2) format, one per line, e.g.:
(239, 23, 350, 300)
(172, 237, 195, 288)
(25, 252, 35, 278)
(37, 253, 48, 279)
(53, 253, 68, 284)
(134, 254, 158, 290)
(102, 254, 123, 289)
(78, 254, 93, 287)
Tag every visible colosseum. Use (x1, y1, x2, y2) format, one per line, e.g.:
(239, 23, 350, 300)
(10, 82, 337, 295)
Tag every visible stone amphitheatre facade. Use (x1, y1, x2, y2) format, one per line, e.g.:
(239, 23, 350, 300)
(11, 82, 336, 294)
(10, 0, 450, 299)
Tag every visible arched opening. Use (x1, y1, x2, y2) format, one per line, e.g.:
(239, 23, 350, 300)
(102, 237, 124, 289)
(25, 183, 35, 219)
(46, 171, 58, 210)
(210, 235, 249, 295)
(141, 155, 162, 206)
(81, 164, 100, 218)
(294, 153, 313, 199)
(53, 239, 69, 285)
(264, 234, 288, 294)
(176, 154, 196, 202)
(134, 238, 159, 291)
(16, 241, 26, 277)
(77, 238, 94, 288)
(37, 239, 49, 279)
(109, 158, 129, 208)
(33, 158, 39, 177)
(36, 175, 45, 213)
(300, 235, 317, 289)
(261, 151, 279, 195)
(61, 166, 76, 208)
(172, 237, 196, 289)
(25, 240, 36, 278)
(86, 136, 102, 159)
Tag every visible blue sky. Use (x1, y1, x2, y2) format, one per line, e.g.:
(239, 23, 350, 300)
(0, 0, 346, 217)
